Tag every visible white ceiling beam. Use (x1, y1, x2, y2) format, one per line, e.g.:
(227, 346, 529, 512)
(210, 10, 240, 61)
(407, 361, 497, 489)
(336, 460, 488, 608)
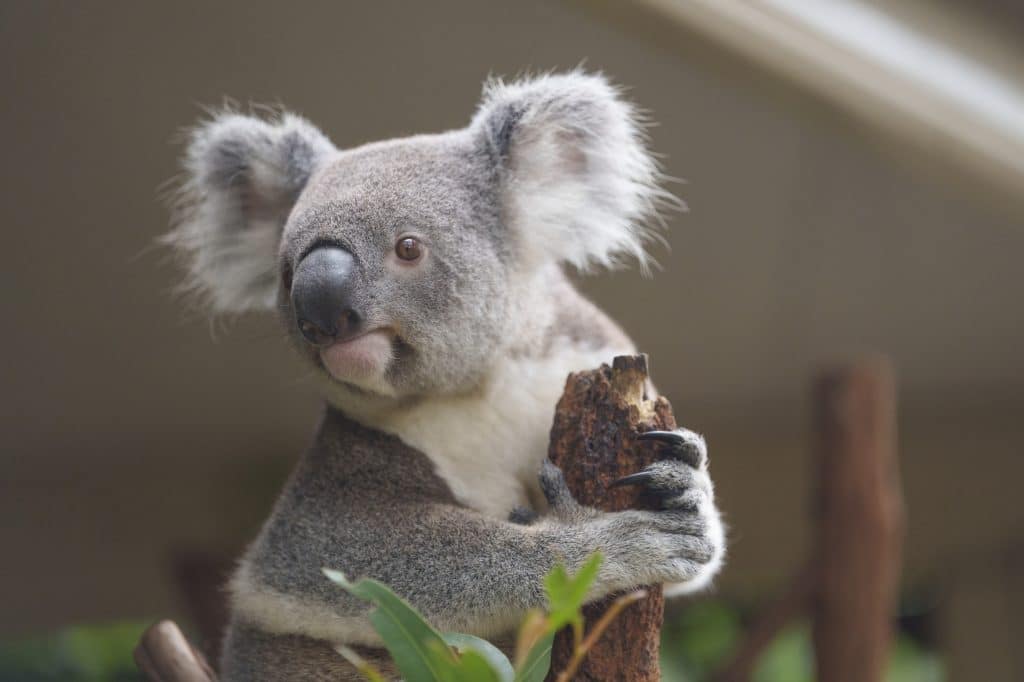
(636, 0, 1024, 192)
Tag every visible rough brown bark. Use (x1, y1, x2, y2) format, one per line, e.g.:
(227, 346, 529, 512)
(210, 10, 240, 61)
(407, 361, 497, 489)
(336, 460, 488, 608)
(812, 359, 904, 682)
(546, 355, 675, 682)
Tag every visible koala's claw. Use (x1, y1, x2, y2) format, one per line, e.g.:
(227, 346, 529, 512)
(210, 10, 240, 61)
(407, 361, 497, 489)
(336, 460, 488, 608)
(615, 458, 713, 512)
(637, 428, 707, 469)
(611, 470, 656, 488)
(542, 437, 724, 592)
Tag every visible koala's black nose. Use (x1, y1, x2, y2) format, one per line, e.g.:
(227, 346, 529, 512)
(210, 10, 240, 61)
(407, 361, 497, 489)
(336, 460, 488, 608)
(290, 246, 361, 347)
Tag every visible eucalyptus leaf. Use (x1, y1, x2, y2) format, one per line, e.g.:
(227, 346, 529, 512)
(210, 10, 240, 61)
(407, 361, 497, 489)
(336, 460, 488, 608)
(334, 645, 387, 682)
(544, 552, 602, 631)
(451, 649, 506, 682)
(513, 631, 553, 682)
(442, 633, 514, 682)
(426, 640, 505, 682)
(324, 568, 457, 682)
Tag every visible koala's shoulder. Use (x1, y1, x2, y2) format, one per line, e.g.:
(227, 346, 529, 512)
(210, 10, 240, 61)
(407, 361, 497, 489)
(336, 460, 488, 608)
(542, 276, 633, 355)
(290, 410, 458, 506)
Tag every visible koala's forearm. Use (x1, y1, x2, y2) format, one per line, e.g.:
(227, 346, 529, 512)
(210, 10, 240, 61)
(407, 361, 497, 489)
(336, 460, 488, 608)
(231, 461, 721, 648)
(230, 502, 586, 643)
(226, 421, 572, 642)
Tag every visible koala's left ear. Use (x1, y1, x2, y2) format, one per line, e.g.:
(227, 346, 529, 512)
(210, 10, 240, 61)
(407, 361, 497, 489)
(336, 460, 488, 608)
(166, 111, 335, 312)
(472, 72, 667, 272)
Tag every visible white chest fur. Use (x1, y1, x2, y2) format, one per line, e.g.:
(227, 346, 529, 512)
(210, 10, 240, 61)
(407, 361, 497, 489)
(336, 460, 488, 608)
(366, 346, 629, 518)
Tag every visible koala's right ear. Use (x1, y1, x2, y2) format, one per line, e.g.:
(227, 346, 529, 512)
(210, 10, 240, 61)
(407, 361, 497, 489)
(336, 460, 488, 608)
(166, 112, 335, 313)
(471, 72, 667, 274)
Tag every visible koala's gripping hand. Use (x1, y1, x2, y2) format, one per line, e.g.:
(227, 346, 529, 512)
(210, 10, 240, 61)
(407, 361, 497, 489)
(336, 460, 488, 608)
(539, 428, 725, 597)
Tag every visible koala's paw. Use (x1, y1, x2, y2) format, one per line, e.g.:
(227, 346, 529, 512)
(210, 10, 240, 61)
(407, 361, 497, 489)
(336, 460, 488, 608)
(603, 427, 725, 592)
(508, 506, 539, 525)
(538, 458, 597, 524)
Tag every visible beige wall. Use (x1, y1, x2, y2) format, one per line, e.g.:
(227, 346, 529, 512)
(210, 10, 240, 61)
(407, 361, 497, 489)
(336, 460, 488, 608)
(2, 1, 1022, 673)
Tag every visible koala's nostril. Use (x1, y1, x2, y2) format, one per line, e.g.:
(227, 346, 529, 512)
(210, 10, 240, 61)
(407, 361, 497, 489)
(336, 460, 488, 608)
(297, 319, 335, 347)
(340, 309, 360, 331)
(291, 246, 361, 348)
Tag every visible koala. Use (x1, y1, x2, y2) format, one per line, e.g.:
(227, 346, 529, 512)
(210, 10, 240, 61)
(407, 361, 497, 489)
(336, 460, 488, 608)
(167, 72, 725, 680)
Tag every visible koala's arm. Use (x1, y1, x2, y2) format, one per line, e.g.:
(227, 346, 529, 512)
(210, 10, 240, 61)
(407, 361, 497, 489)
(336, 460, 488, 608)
(229, 421, 723, 645)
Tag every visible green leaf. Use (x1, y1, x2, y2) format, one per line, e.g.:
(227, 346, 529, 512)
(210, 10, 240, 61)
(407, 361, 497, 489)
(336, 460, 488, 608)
(442, 633, 514, 682)
(662, 599, 741, 677)
(752, 623, 814, 682)
(543, 552, 602, 631)
(451, 648, 505, 682)
(426, 640, 505, 682)
(324, 568, 457, 682)
(0, 620, 148, 680)
(513, 632, 554, 682)
(885, 637, 944, 682)
(334, 645, 387, 682)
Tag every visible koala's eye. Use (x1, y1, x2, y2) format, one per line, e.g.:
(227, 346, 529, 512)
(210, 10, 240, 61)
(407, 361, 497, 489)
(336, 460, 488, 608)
(395, 236, 422, 262)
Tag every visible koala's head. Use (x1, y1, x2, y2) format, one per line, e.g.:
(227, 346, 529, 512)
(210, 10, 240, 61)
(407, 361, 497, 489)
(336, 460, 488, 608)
(168, 72, 665, 405)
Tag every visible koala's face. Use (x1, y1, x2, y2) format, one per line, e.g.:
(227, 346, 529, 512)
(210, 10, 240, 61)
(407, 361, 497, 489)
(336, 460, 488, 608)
(278, 135, 510, 397)
(169, 72, 663, 402)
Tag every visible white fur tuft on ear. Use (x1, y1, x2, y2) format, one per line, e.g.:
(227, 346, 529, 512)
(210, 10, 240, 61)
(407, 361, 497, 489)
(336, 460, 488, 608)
(473, 71, 674, 273)
(165, 110, 335, 312)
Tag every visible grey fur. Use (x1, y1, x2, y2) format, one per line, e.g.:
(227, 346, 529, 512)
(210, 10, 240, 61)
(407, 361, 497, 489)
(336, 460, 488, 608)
(221, 622, 397, 682)
(167, 110, 336, 312)
(220, 413, 720, 679)
(167, 72, 725, 680)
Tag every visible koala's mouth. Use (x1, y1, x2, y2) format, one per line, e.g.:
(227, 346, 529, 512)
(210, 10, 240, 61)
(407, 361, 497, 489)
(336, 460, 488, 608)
(318, 329, 395, 383)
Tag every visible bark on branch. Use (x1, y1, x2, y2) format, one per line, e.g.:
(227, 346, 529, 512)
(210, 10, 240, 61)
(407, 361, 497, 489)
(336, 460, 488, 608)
(546, 354, 676, 682)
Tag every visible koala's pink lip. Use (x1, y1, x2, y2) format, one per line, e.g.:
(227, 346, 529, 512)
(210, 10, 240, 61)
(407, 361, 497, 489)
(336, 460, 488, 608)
(319, 329, 394, 381)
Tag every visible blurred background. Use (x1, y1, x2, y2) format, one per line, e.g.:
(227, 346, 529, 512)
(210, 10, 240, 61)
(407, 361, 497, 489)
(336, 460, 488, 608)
(2, 1, 1022, 680)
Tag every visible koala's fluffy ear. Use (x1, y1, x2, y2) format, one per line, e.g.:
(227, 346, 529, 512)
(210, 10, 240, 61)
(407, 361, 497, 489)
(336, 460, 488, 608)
(167, 111, 335, 312)
(472, 72, 668, 272)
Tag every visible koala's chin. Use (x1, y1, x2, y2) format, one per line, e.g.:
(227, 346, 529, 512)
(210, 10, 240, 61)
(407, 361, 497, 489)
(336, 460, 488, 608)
(316, 353, 402, 407)
(318, 329, 395, 385)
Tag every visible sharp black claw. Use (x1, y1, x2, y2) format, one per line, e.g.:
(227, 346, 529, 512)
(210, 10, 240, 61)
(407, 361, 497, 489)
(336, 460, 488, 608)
(637, 430, 701, 467)
(637, 430, 686, 445)
(611, 471, 655, 488)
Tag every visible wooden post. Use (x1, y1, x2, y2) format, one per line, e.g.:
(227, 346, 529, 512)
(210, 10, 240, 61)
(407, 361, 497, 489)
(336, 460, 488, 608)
(546, 355, 676, 681)
(812, 358, 903, 682)
(134, 620, 217, 682)
(714, 357, 903, 682)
